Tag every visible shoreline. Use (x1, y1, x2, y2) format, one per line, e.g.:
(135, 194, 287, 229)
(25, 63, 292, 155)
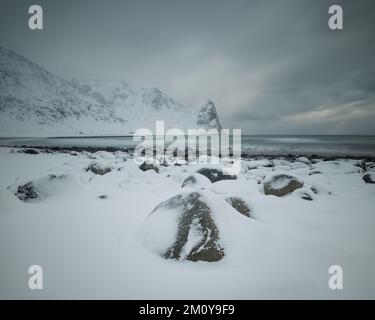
(1, 144, 375, 162)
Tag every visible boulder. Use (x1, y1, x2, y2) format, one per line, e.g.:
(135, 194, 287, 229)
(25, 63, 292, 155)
(263, 173, 304, 197)
(181, 173, 211, 189)
(143, 192, 224, 262)
(224, 196, 251, 217)
(139, 161, 160, 173)
(296, 156, 311, 166)
(85, 162, 112, 175)
(363, 172, 375, 184)
(7, 173, 68, 202)
(196, 168, 236, 183)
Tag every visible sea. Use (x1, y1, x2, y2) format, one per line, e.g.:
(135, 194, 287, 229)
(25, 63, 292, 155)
(0, 135, 375, 158)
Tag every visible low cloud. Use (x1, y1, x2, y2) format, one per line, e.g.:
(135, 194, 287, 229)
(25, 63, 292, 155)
(0, 0, 374, 133)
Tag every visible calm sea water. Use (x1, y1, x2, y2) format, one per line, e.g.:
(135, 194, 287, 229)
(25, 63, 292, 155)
(0, 135, 375, 157)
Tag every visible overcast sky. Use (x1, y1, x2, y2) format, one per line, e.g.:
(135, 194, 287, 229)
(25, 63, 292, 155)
(1, 0, 374, 134)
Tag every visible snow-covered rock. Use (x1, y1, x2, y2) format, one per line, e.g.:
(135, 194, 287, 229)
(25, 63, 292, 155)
(141, 191, 224, 262)
(224, 196, 251, 217)
(85, 162, 113, 175)
(263, 173, 304, 197)
(296, 156, 311, 166)
(293, 188, 315, 201)
(196, 167, 237, 183)
(363, 172, 375, 184)
(139, 159, 160, 173)
(312, 161, 363, 175)
(181, 173, 212, 189)
(7, 173, 74, 202)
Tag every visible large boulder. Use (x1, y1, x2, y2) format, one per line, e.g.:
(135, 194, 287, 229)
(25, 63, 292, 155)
(196, 168, 236, 183)
(141, 192, 224, 262)
(263, 173, 304, 197)
(363, 172, 375, 184)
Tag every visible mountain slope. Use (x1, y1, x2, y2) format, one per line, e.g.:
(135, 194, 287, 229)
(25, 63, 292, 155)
(0, 46, 221, 137)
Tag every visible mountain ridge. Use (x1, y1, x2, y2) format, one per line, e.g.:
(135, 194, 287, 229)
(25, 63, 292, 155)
(0, 46, 221, 137)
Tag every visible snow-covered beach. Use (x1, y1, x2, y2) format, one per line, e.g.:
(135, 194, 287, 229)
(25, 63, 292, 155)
(1, 144, 375, 299)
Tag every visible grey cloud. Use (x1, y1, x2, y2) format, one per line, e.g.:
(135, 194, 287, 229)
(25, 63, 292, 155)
(0, 0, 374, 134)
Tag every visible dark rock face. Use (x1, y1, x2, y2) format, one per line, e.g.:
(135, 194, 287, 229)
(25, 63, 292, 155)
(150, 192, 224, 262)
(363, 173, 375, 184)
(196, 100, 222, 130)
(139, 161, 159, 173)
(264, 174, 304, 197)
(85, 163, 111, 175)
(196, 168, 236, 183)
(225, 197, 251, 217)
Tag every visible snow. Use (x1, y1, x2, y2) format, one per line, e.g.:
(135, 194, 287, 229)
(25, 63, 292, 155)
(0, 147, 375, 299)
(180, 217, 206, 258)
(0, 46, 221, 137)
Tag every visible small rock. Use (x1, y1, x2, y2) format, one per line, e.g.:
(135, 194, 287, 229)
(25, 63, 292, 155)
(309, 170, 322, 176)
(139, 161, 160, 173)
(196, 168, 236, 183)
(8, 173, 68, 202)
(293, 188, 315, 201)
(363, 172, 375, 184)
(85, 163, 112, 175)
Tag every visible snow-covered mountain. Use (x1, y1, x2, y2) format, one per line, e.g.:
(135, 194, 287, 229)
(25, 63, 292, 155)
(0, 46, 221, 137)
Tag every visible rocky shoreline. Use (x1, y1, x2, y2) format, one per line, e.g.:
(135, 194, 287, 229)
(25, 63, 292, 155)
(3, 144, 375, 162)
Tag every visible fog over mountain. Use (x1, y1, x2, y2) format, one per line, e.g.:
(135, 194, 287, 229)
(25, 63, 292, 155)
(0, 0, 374, 134)
(0, 46, 221, 136)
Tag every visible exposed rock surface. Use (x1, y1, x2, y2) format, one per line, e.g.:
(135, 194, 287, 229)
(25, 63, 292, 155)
(7, 173, 68, 202)
(181, 173, 211, 189)
(196, 168, 237, 183)
(225, 196, 251, 217)
(86, 163, 112, 175)
(145, 192, 224, 262)
(263, 173, 304, 197)
(363, 172, 375, 184)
